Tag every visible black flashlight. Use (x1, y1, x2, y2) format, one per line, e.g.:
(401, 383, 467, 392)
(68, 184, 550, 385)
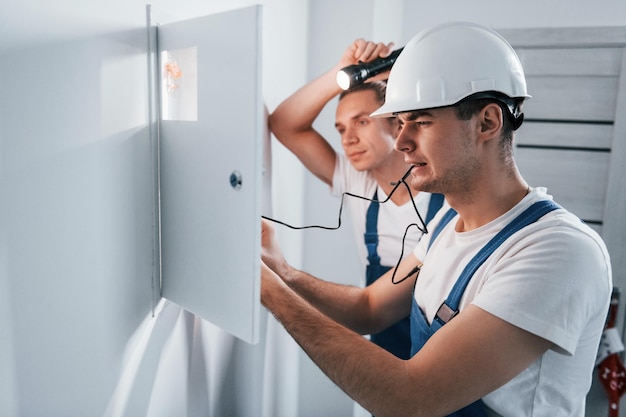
(336, 47, 404, 90)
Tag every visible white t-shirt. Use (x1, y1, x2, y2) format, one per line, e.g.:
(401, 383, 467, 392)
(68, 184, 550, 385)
(413, 187, 612, 417)
(331, 154, 434, 276)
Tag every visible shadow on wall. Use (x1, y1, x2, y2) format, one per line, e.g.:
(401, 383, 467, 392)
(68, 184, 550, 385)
(104, 299, 241, 417)
(101, 298, 274, 417)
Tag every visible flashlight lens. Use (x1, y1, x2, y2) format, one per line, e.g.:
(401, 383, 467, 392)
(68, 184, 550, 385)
(336, 70, 351, 90)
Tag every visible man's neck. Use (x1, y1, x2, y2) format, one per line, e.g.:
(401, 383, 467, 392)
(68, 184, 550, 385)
(449, 176, 530, 232)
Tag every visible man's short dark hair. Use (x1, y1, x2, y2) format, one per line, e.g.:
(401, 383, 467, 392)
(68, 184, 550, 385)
(339, 80, 387, 105)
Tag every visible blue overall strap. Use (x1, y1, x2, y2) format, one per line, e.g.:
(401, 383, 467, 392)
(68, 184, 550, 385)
(431, 199, 561, 330)
(364, 188, 412, 360)
(364, 189, 381, 272)
(427, 207, 457, 251)
(425, 193, 445, 225)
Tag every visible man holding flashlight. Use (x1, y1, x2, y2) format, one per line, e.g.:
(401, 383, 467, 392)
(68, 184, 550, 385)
(269, 39, 443, 361)
(262, 22, 611, 417)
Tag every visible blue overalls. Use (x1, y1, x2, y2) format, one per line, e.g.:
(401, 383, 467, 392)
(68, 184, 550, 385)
(364, 191, 445, 359)
(409, 199, 560, 416)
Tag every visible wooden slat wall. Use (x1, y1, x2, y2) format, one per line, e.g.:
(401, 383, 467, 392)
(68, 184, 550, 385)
(498, 26, 625, 232)
(511, 43, 621, 232)
(515, 147, 609, 223)
(498, 26, 626, 416)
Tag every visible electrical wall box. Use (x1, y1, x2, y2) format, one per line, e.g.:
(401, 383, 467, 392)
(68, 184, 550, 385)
(148, 5, 263, 344)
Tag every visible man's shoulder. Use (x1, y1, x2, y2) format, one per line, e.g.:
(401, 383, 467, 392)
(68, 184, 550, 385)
(332, 154, 377, 194)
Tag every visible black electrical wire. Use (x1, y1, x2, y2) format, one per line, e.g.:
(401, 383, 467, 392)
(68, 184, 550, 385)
(262, 166, 429, 285)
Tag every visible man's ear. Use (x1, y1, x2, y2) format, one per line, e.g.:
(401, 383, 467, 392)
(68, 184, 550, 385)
(479, 103, 503, 137)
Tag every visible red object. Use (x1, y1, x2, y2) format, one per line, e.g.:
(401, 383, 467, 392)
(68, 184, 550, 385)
(598, 290, 626, 417)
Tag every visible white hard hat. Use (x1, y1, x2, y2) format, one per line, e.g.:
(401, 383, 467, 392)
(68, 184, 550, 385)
(371, 22, 530, 118)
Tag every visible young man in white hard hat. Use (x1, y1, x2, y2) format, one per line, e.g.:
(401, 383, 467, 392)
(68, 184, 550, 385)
(261, 22, 611, 417)
(269, 40, 443, 360)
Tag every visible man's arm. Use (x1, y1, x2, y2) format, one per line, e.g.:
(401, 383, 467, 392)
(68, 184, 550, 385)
(275, 252, 419, 335)
(261, 218, 414, 334)
(261, 262, 554, 417)
(268, 39, 394, 186)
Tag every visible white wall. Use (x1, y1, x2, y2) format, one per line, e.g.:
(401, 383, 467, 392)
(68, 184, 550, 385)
(0, 32, 158, 415)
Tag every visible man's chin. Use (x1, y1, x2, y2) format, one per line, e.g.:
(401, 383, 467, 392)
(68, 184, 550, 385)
(350, 161, 370, 172)
(409, 178, 436, 194)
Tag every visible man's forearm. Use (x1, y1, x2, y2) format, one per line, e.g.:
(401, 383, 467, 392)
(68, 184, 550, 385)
(279, 266, 376, 335)
(269, 66, 343, 138)
(261, 275, 410, 417)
